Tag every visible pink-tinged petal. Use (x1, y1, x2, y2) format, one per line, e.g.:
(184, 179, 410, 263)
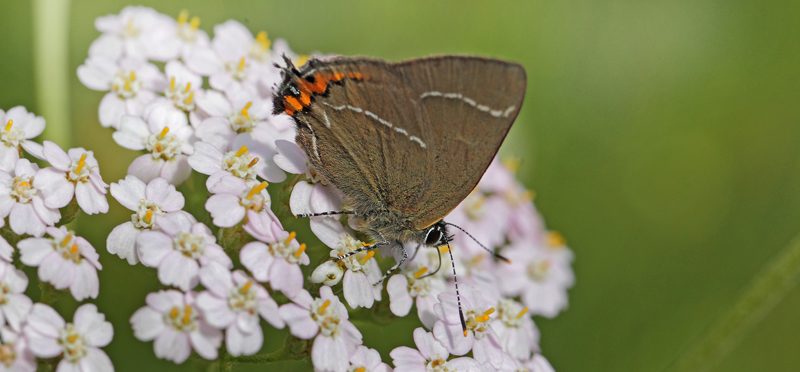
(75, 182, 109, 214)
(26, 304, 64, 337)
(4, 267, 26, 293)
(278, 304, 318, 340)
(98, 93, 127, 129)
(432, 321, 474, 356)
(41, 141, 71, 169)
(195, 118, 235, 151)
(0, 147, 19, 173)
(160, 155, 192, 185)
(339, 320, 363, 349)
(310, 184, 342, 213)
(195, 90, 231, 117)
(185, 46, 221, 76)
(130, 307, 165, 341)
(17, 238, 52, 266)
(390, 346, 427, 372)
(273, 140, 308, 174)
(21, 141, 44, 161)
(10, 204, 46, 238)
(145, 290, 185, 312)
(69, 262, 99, 301)
(312, 335, 349, 372)
(145, 103, 189, 132)
(127, 155, 162, 184)
(39, 255, 74, 289)
(471, 333, 504, 368)
(269, 259, 303, 298)
(110, 175, 146, 210)
(413, 327, 449, 361)
(226, 322, 262, 356)
(32, 197, 60, 227)
(3, 293, 32, 332)
(136, 230, 174, 267)
(196, 292, 236, 329)
(388, 275, 413, 317)
(198, 262, 233, 296)
(107, 222, 140, 265)
(448, 357, 485, 372)
(289, 181, 314, 216)
(309, 218, 346, 248)
(76, 59, 113, 91)
(242, 209, 282, 243)
(239, 242, 274, 282)
(201, 244, 233, 269)
(34, 168, 73, 209)
(113, 116, 149, 150)
(145, 177, 184, 211)
(257, 295, 284, 329)
(206, 173, 247, 194)
(15, 159, 38, 177)
(87, 33, 122, 60)
(154, 329, 191, 363)
(434, 293, 472, 325)
(417, 295, 441, 330)
(0, 192, 13, 218)
(73, 304, 113, 347)
(343, 271, 374, 309)
(153, 212, 193, 236)
(0, 236, 12, 262)
(205, 194, 245, 228)
(190, 322, 222, 360)
(78, 348, 114, 372)
(232, 134, 285, 182)
(187, 142, 224, 175)
(24, 327, 62, 358)
(158, 253, 199, 291)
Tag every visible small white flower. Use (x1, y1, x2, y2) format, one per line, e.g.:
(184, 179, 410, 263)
(91, 6, 174, 60)
(0, 107, 45, 172)
(279, 287, 363, 372)
(348, 345, 393, 372)
(112, 109, 195, 185)
(34, 141, 109, 215)
(107, 176, 189, 264)
(490, 298, 540, 361)
(194, 89, 294, 150)
(160, 60, 206, 127)
(0, 159, 60, 238)
(77, 56, 166, 129)
(0, 263, 33, 332)
(498, 233, 574, 318)
(310, 230, 382, 310)
(130, 290, 222, 363)
(240, 210, 309, 298)
(189, 139, 285, 188)
(147, 10, 211, 62)
(196, 263, 283, 356)
(24, 304, 113, 372)
(205, 177, 270, 228)
(18, 226, 102, 301)
(390, 327, 483, 372)
(386, 263, 447, 329)
(137, 212, 232, 291)
(0, 326, 36, 372)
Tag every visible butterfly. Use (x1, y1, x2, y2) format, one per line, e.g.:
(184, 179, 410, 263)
(273, 54, 527, 334)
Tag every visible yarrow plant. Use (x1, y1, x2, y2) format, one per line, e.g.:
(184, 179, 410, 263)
(0, 5, 580, 372)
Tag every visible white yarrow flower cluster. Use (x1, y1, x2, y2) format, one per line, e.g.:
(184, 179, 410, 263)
(76, 6, 572, 372)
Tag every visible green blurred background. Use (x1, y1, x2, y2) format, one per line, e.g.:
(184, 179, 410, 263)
(2, 0, 800, 371)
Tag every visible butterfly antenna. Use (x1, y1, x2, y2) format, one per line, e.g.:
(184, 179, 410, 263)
(445, 222, 511, 263)
(445, 239, 468, 337)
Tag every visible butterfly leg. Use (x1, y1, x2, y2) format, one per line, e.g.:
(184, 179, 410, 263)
(295, 211, 355, 218)
(373, 245, 408, 285)
(333, 239, 389, 262)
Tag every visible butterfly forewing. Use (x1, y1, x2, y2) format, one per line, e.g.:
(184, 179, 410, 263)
(278, 55, 526, 233)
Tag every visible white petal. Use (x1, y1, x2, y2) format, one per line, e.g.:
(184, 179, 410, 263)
(98, 93, 127, 129)
(107, 222, 140, 265)
(79, 348, 114, 372)
(129, 307, 165, 341)
(109, 175, 146, 211)
(75, 182, 109, 214)
(127, 155, 162, 184)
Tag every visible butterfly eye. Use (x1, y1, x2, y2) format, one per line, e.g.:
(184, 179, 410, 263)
(425, 228, 442, 246)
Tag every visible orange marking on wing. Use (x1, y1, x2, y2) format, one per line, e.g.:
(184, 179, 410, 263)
(299, 78, 324, 94)
(284, 96, 303, 111)
(327, 72, 345, 82)
(299, 90, 311, 106)
(284, 106, 296, 116)
(313, 73, 328, 92)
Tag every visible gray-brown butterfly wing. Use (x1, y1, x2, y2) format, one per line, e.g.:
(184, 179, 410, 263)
(390, 56, 527, 229)
(281, 56, 526, 231)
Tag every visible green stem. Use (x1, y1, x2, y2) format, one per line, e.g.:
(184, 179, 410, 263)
(230, 334, 309, 364)
(32, 0, 72, 147)
(664, 232, 800, 372)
